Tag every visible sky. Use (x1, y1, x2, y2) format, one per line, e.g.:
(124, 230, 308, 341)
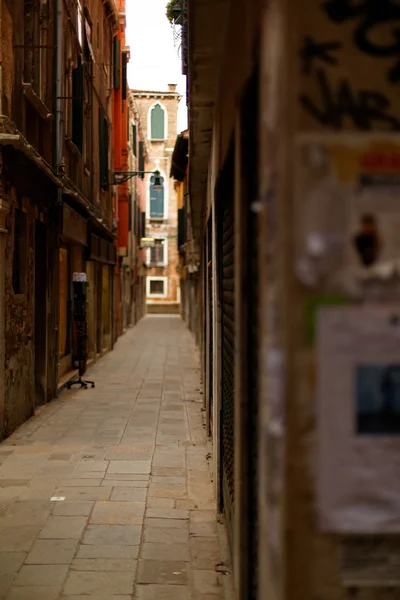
(125, 0, 188, 133)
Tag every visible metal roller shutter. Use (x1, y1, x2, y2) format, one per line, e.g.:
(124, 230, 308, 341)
(221, 201, 235, 549)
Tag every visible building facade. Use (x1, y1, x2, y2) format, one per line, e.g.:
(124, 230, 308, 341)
(132, 87, 181, 314)
(0, 0, 118, 438)
(182, 0, 400, 599)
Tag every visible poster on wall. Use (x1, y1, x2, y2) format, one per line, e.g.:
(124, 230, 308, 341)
(295, 136, 400, 300)
(317, 305, 400, 533)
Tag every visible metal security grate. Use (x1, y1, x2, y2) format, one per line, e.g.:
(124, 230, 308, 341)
(221, 203, 235, 545)
(208, 217, 213, 434)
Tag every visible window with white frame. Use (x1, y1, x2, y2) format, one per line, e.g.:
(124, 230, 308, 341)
(149, 174, 165, 219)
(147, 276, 168, 298)
(147, 238, 168, 266)
(149, 103, 167, 140)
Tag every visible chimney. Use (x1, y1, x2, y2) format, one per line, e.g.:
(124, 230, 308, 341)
(168, 84, 177, 93)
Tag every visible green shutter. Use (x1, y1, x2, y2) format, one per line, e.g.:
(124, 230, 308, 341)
(150, 104, 165, 139)
(122, 52, 127, 100)
(141, 212, 145, 238)
(138, 141, 145, 177)
(113, 38, 121, 89)
(99, 107, 109, 190)
(132, 124, 137, 157)
(150, 176, 164, 218)
(72, 65, 84, 152)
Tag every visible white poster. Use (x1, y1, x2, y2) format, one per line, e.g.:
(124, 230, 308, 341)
(317, 306, 400, 533)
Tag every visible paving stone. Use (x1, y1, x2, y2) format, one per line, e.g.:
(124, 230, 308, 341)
(110, 487, 147, 502)
(82, 524, 142, 546)
(144, 518, 188, 531)
(147, 497, 175, 509)
(90, 501, 145, 525)
(61, 596, 131, 600)
(192, 570, 221, 595)
(55, 487, 111, 501)
(74, 461, 108, 472)
(190, 538, 221, 570)
(71, 558, 137, 571)
(6, 586, 62, 600)
(101, 479, 148, 488)
(14, 565, 69, 586)
(63, 570, 135, 595)
(26, 539, 79, 564)
(39, 516, 87, 539)
(1, 551, 25, 573)
(148, 486, 187, 500)
(52, 501, 93, 516)
(190, 521, 218, 537)
(0, 526, 39, 551)
(141, 542, 190, 561)
(190, 511, 217, 523)
(146, 508, 189, 520)
(108, 461, 151, 474)
(144, 527, 189, 544)
(134, 584, 191, 600)
(76, 544, 139, 559)
(0, 317, 228, 597)
(137, 560, 189, 585)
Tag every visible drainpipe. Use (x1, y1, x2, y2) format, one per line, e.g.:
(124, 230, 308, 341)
(53, 0, 63, 396)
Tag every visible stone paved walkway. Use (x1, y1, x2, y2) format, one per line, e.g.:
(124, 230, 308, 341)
(0, 316, 228, 600)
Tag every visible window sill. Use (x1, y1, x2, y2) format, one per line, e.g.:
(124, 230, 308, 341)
(22, 83, 52, 121)
(149, 216, 166, 222)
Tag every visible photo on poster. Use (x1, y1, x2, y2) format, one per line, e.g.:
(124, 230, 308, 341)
(356, 364, 400, 435)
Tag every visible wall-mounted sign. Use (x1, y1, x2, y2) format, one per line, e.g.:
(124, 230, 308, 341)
(317, 306, 400, 534)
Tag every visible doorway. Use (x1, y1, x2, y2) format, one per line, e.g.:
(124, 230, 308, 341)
(35, 220, 47, 405)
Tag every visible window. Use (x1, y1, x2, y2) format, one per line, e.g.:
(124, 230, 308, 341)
(12, 209, 28, 295)
(147, 239, 167, 266)
(149, 174, 165, 219)
(72, 62, 84, 152)
(147, 277, 168, 298)
(122, 52, 127, 100)
(113, 37, 121, 89)
(99, 107, 109, 189)
(149, 103, 166, 140)
(24, 0, 42, 97)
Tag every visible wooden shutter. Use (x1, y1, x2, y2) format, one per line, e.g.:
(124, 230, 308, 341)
(122, 52, 127, 100)
(132, 124, 137, 157)
(113, 38, 120, 89)
(99, 107, 109, 190)
(178, 208, 184, 250)
(138, 141, 145, 177)
(72, 64, 84, 152)
(141, 212, 145, 238)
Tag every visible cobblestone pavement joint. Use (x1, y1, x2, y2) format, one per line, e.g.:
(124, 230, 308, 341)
(0, 316, 228, 600)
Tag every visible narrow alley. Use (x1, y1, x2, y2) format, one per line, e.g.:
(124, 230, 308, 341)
(0, 317, 229, 600)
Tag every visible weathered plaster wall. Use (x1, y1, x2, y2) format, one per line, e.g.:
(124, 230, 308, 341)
(4, 189, 35, 436)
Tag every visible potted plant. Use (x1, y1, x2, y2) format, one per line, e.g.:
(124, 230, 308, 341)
(166, 0, 182, 24)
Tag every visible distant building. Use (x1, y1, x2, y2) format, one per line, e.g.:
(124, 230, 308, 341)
(131, 86, 182, 314)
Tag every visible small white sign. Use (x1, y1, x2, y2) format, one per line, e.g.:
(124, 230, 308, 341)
(73, 273, 87, 282)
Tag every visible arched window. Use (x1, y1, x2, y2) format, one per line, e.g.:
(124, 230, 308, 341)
(150, 174, 165, 218)
(150, 103, 166, 140)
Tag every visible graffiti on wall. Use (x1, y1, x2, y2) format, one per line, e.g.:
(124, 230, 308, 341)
(300, 1, 400, 130)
